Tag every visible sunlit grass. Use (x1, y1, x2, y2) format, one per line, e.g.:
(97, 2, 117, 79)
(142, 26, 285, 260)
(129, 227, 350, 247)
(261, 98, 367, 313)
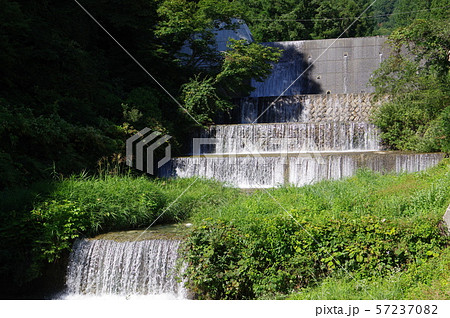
(285, 247, 450, 300)
(1, 159, 448, 298)
(191, 159, 450, 225)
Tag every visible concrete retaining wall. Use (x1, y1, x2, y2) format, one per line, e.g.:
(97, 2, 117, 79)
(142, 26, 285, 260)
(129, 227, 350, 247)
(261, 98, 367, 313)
(250, 36, 388, 97)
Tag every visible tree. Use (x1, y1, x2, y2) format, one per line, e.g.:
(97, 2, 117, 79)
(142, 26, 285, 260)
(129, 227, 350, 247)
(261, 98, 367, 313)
(156, 0, 282, 125)
(311, 0, 375, 39)
(181, 39, 282, 124)
(234, 0, 378, 41)
(156, 0, 245, 69)
(0, 0, 183, 188)
(235, 0, 315, 42)
(370, 18, 450, 152)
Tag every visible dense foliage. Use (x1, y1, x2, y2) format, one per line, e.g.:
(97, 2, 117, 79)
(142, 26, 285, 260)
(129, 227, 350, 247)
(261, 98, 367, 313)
(370, 17, 450, 152)
(180, 161, 450, 299)
(235, 0, 449, 41)
(1, 0, 449, 300)
(181, 39, 281, 123)
(0, 0, 279, 189)
(1, 160, 449, 297)
(0, 173, 238, 293)
(286, 247, 450, 299)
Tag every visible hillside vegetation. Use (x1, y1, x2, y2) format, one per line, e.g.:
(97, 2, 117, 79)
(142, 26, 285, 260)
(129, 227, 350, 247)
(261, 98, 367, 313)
(180, 160, 450, 299)
(370, 17, 450, 152)
(1, 160, 449, 298)
(0, 0, 449, 299)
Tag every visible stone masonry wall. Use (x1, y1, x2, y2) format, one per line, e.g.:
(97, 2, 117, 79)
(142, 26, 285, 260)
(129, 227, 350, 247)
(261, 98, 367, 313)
(238, 93, 384, 124)
(304, 93, 380, 122)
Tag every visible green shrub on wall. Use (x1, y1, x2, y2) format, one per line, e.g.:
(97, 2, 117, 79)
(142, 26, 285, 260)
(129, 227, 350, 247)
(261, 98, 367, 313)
(370, 18, 449, 152)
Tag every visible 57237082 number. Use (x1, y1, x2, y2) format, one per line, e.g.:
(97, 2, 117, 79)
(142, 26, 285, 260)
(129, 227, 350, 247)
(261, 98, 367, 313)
(375, 304, 437, 315)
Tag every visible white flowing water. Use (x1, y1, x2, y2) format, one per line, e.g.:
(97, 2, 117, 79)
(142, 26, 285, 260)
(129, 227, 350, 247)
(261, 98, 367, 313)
(60, 239, 187, 299)
(161, 156, 286, 188)
(288, 152, 444, 187)
(160, 152, 444, 189)
(201, 122, 380, 154)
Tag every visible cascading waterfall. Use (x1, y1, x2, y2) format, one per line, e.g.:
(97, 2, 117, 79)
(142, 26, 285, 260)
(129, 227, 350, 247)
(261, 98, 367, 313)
(161, 152, 444, 189)
(158, 37, 442, 188)
(161, 156, 286, 188)
(159, 97, 444, 188)
(61, 238, 187, 299)
(288, 152, 444, 187)
(201, 122, 380, 154)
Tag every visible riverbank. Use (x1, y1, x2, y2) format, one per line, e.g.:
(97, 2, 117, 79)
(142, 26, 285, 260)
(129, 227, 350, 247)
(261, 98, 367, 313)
(0, 159, 449, 299)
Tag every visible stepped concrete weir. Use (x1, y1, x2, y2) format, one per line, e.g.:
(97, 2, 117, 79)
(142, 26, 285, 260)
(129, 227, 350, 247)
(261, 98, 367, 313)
(160, 93, 444, 188)
(160, 152, 444, 189)
(200, 122, 381, 154)
(159, 36, 443, 188)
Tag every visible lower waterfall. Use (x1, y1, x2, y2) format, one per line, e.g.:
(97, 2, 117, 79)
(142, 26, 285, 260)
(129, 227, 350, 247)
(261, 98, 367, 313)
(160, 152, 444, 189)
(60, 238, 187, 299)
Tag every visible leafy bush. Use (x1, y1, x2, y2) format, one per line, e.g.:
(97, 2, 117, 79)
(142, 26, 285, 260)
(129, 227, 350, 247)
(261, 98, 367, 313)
(1, 161, 449, 298)
(287, 246, 450, 300)
(181, 39, 281, 125)
(370, 18, 450, 152)
(31, 200, 90, 262)
(0, 174, 239, 290)
(181, 214, 448, 299)
(181, 76, 232, 124)
(180, 161, 450, 299)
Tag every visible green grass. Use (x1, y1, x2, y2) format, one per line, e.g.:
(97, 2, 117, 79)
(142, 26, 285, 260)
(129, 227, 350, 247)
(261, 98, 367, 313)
(180, 159, 450, 299)
(191, 162, 450, 224)
(40, 174, 239, 233)
(285, 247, 450, 300)
(1, 159, 449, 298)
(0, 173, 239, 288)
